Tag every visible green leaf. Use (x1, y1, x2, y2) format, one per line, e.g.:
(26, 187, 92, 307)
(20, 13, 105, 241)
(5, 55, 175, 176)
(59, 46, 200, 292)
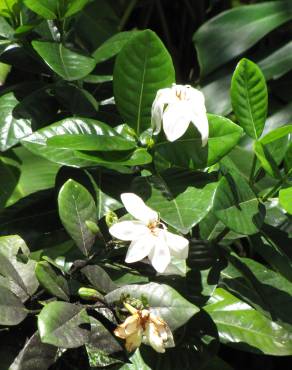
(58, 179, 97, 256)
(0, 285, 27, 325)
(0, 93, 32, 152)
(38, 301, 90, 348)
(254, 125, 292, 178)
(193, 0, 292, 76)
(259, 40, 292, 80)
(113, 29, 175, 135)
(35, 261, 69, 301)
(231, 58, 267, 139)
(154, 114, 243, 170)
(21, 117, 128, 167)
(105, 282, 199, 330)
(213, 171, 264, 235)
(9, 332, 57, 370)
(81, 265, 117, 293)
(205, 288, 292, 355)
(24, 0, 90, 19)
(132, 169, 218, 234)
(93, 31, 138, 63)
(119, 349, 151, 370)
(47, 133, 137, 151)
(220, 255, 292, 328)
(279, 187, 292, 214)
(32, 41, 96, 81)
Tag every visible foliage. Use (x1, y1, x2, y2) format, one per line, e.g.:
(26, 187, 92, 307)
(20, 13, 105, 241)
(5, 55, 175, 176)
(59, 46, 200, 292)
(0, 1, 291, 369)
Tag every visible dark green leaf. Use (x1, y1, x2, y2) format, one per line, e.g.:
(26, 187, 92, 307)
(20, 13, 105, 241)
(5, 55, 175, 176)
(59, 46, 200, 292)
(58, 179, 97, 256)
(132, 169, 218, 234)
(193, 1, 292, 76)
(113, 30, 175, 135)
(0, 285, 27, 325)
(93, 31, 138, 63)
(0, 93, 32, 152)
(32, 41, 96, 81)
(213, 171, 264, 235)
(47, 133, 137, 151)
(155, 114, 242, 170)
(9, 332, 57, 370)
(38, 301, 90, 348)
(81, 265, 117, 293)
(205, 288, 292, 355)
(105, 282, 199, 330)
(35, 261, 69, 301)
(24, 0, 90, 19)
(231, 58, 267, 139)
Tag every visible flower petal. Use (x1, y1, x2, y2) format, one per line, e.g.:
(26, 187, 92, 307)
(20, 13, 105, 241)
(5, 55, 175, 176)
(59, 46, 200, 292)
(162, 101, 191, 142)
(125, 235, 155, 263)
(121, 193, 158, 224)
(125, 329, 142, 352)
(148, 232, 171, 273)
(191, 111, 209, 147)
(164, 231, 189, 259)
(146, 322, 165, 353)
(109, 221, 149, 241)
(151, 88, 175, 136)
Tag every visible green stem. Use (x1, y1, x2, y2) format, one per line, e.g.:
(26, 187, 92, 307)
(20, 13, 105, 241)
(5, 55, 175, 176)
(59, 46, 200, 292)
(249, 154, 257, 185)
(261, 170, 291, 202)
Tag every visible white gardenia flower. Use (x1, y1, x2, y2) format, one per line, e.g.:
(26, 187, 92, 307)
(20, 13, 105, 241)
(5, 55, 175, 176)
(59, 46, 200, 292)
(109, 193, 189, 273)
(114, 303, 173, 353)
(151, 83, 209, 146)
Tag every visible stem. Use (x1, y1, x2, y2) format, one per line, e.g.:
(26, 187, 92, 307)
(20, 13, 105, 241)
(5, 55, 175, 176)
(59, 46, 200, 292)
(118, 0, 137, 31)
(214, 227, 229, 244)
(261, 169, 291, 202)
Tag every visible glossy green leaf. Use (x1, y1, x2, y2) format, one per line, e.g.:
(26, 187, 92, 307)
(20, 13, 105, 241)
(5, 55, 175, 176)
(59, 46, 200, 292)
(32, 41, 96, 81)
(105, 282, 199, 330)
(1, 147, 60, 207)
(35, 261, 69, 301)
(231, 58, 267, 139)
(193, 0, 292, 76)
(254, 125, 292, 177)
(154, 114, 243, 170)
(220, 255, 292, 327)
(113, 29, 175, 135)
(38, 301, 90, 348)
(9, 332, 57, 370)
(119, 349, 151, 370)
(21, 117, 128, 167)
(58, 179, 97, 256)
(0, 285, 27, 326)
(259, 40, 292, 80)
(47, 133, 137, 151)
(213, 171, 264, 235)
(205, 288, 292, 355)
(279, 187, 292, 214)
(132, 169, 218, 234)
(93, 31, 138, 63)
(24, 0, 90, 19)
(0, 93, 32, 152)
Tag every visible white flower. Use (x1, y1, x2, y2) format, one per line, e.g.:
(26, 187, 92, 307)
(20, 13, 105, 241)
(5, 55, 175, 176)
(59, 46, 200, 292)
(151, 83, 209, 146)
(109, 193, 189, 273)
(114, 303, 173, 353)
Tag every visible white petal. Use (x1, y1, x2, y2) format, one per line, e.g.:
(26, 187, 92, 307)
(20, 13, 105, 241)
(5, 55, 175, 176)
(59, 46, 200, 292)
(191, 111, 209, 147)
(151, 87, 176, 135)
(164, 231, 189, 259)
(109, 221, 149, 241)
(162, 101, 191, 142)
(146, 322, 165, 353)
(125, 235, 155, 263)
(121, 193, 158, 224)
(148, 233, 171, 273)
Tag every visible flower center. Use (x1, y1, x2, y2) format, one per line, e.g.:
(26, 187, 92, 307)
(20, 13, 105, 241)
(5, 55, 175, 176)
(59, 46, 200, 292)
(147, 220, 166, 236)
(174, 85, 191, 101)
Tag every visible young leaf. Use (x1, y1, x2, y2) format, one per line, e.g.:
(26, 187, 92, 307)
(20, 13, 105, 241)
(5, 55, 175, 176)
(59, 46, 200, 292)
(279, 187, 292, 214)
(231, 58, 268, 139)
(58, 179, 97, 256)
(113, 30, 175, 135)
